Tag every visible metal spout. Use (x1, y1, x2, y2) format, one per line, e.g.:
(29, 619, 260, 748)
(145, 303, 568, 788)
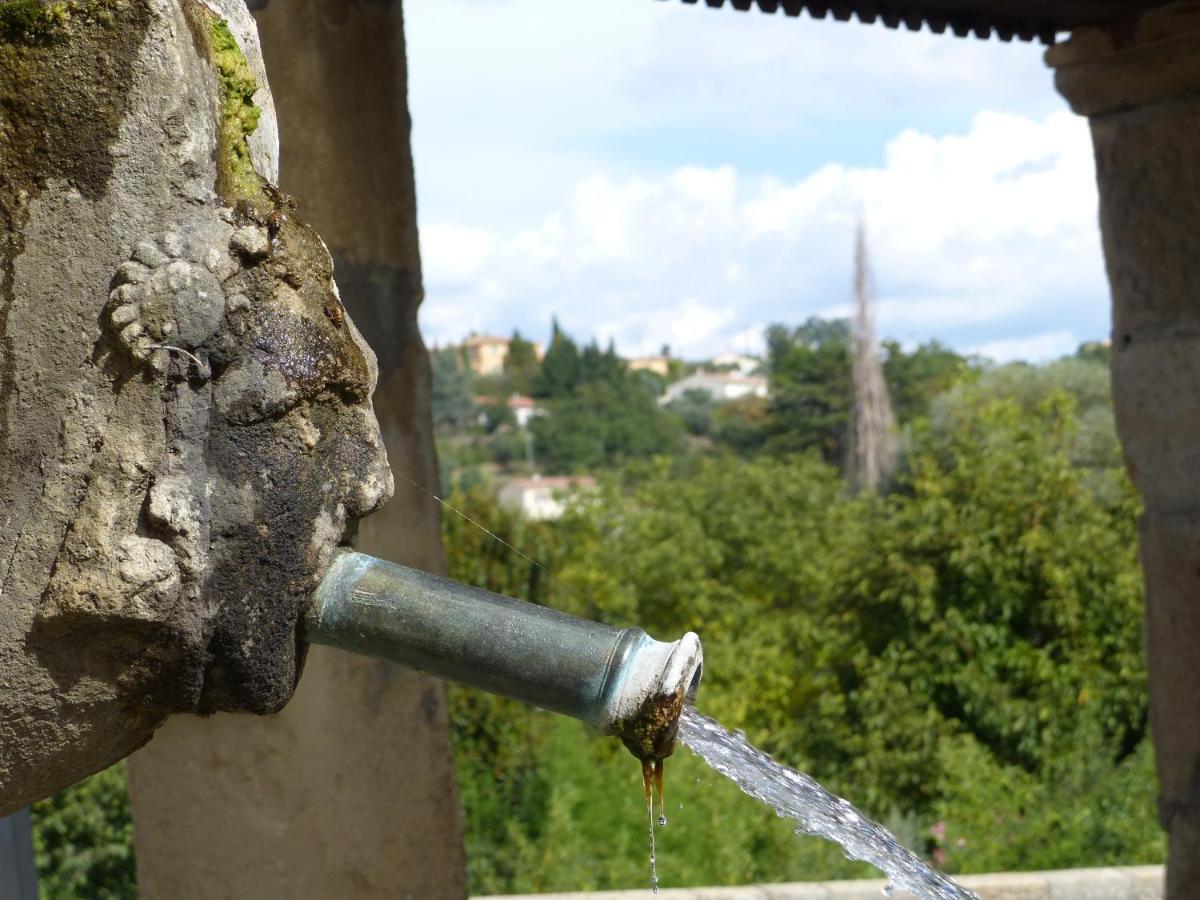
(305, 551, 702, 750)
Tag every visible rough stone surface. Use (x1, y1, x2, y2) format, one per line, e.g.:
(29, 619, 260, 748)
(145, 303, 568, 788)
(0, 0, 390, 814)
(128, 0, 467, 896)
(1050, 6, 1200, 897)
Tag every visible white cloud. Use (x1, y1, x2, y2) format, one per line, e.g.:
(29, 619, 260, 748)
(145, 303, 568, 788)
(404, 0, 1064, 230)
(419, 110, 1107, 362)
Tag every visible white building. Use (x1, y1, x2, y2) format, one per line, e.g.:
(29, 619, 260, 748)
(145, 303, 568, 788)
(506, 394, 542, 428)
(498, 475, 596, 521)
(710, 352, 761, 375)
(660, 371, 768, 406)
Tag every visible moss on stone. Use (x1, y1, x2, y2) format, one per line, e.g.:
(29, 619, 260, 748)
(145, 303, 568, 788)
(179, 3, 269, 209)
(0, 0, 68, 43)
(0, 0, 143, 198)
(0, 1, 126, 44)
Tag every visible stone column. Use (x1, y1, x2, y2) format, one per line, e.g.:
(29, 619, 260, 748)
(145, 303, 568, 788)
(1049, 6, 1200, 895)
(127, 1, 467, 897)
(0, 810, 37, 900)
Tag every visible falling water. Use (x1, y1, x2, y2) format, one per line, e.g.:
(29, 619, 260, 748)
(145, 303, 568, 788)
(646, 795, 659, 894)
(677, 707, 978, 900)
(640, 759, 662, 893)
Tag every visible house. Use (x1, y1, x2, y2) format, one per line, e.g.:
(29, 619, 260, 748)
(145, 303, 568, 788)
(710, 352, 761, 375)
(462, 335, 510, 375)
(497, 475, 597, 521)
(660, 371, 768, 406)
(461, 335, 546, 376)
(506, 394, 542, 428)
(627, 355, 671, 377)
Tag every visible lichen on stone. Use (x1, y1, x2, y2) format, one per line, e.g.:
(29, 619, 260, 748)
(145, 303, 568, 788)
(180, 2, 268, 208)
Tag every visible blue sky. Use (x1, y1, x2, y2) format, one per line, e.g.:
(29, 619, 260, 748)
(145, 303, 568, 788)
(404, 0, 1109, 362)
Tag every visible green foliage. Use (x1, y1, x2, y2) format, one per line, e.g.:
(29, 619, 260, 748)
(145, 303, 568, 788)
(534, 319, 582, 399)
(713, 395, 767, 455)
(763, 319, 854, 463)
(478, 398, 516, 434)
(763, 319, 971, 468)
(931, 357, 1121, 500)
(667, 388, 718, 436)
(1075, 340, 1111, 366)
(883, 339, 970, 425)
(431, 346, 476, 430)
(523, 324, 686, 472)
(797, 395, 1146, 814)
(445, 371, 1161, 894)
(531, 379, 684, 472)
(504, 330, 541, 395)
(930, 728, 1162, 874)
(32, 765, 136, 899)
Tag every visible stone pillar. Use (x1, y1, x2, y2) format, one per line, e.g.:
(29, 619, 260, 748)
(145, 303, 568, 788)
(128, 1, 467, 897)
(0, 810, 37, 900)
(1049, 6, 1200, 895)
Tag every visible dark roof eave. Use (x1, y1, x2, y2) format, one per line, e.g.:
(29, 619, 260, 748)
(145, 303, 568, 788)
(661, 0, 1167, 44)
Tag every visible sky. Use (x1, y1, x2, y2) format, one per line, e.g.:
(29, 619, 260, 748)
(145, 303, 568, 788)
(404, 0, 1108, 363)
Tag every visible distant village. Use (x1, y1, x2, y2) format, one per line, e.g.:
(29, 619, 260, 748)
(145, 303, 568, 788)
(437, 332, 768, 519)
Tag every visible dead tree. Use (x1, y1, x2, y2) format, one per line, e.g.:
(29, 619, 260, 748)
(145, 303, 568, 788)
(847, 221, 898, 494)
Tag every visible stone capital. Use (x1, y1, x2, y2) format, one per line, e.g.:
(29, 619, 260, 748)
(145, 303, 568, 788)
(1048, 2, 1200, 116)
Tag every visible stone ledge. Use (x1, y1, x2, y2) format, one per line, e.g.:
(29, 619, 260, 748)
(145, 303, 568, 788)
(474, 865, 1163, 900)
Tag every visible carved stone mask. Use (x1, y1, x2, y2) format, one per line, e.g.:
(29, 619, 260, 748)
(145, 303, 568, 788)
(0, 0, 391, 812)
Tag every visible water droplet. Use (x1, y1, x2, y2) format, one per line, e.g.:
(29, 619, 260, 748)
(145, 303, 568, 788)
(658, 814, 667, 827)
(677, 802, 684, 810)
(882, 883, 894, 897)
(652, 888, 659, 895)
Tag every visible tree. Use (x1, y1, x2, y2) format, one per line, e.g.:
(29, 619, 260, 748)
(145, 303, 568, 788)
(847, 223, 898, 493)
(882, 339, 968, 428)
(713, 395, 768, 455)
(505, 330, 541, 395)
(578, 339, 625, 387)
(534, 319, 581, 399)
(430, 346, 476, 429)
(1076, 340, 1111, 366)
(763, 318, 854, 463)
(667, 388, 718, 436)
(931, 355, 1121, 499)
(33, 765, 137, 899)
(531, 380, 685, 472)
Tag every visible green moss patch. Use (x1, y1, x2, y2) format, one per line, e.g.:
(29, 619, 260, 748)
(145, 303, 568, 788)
(0, 1, 126, 44)
(180, 2, 269, 209)
(0, 0, 68, 43)
(210, 16, 265, 203)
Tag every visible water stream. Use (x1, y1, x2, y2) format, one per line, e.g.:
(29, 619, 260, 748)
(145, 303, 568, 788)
(677, 706, 978, 900)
